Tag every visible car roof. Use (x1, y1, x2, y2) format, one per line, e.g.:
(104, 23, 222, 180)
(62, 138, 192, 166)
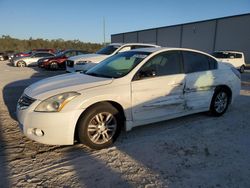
(130, 47, 217, 59)
(32, 51, 54, 54)
(131, 47, 206, 52)
(109, 43, 160, 47)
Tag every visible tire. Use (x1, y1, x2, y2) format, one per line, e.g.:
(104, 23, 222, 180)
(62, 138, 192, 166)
(16, 61, 26, 67)
(77, 102, 122, 150)
(239, 65, 245, 73)
(210, 88, 230, 116)
(49, 62, 59, 70)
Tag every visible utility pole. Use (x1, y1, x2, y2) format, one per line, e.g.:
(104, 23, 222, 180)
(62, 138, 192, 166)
(103, 17, 106, 46)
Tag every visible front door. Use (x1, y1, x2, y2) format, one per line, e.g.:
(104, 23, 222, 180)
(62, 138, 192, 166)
(131, 50, 186, 122)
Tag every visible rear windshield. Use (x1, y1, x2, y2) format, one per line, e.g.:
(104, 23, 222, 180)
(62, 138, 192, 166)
(96, 45, 121, 55)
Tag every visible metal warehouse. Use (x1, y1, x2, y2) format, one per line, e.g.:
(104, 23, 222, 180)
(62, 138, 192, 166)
(111, 13, 250, 64)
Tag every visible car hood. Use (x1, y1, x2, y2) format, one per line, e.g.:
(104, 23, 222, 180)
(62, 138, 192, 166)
(24, 73, 113, 100)
(69, 53, 108, 63)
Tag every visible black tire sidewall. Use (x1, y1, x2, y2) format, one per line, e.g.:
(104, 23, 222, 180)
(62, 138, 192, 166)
(210, 88, 230, 116)
(240, 65, 245, 73)
(50, 62, 58, 70)
(77, 103, 122, 150)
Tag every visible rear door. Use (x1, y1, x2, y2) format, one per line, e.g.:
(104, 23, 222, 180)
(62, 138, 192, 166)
(183, 51, 218, 110)
(28, 53, 47, 65)
(131, 50, 186, 122)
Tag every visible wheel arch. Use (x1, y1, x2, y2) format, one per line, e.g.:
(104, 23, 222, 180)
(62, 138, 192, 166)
(214, 85, 232, 104)
(74, 100, 126, 142)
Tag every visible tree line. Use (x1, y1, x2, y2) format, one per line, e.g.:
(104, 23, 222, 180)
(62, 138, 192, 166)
(0, 35, 104, 53)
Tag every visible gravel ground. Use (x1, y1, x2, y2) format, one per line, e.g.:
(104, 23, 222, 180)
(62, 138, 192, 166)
(0, 60, 250, 188)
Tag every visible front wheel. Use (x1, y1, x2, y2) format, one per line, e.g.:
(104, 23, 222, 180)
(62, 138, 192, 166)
(210, 88, 230, 116)
(16, 60, 26, 67)
(49, 62, 59, 70)
(77, 103, 122, 149)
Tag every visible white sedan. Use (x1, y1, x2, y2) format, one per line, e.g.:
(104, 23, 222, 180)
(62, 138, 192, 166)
(17, 47, 241, 149)
(66, 43, 159, 73)
(13, 52, 55, 67)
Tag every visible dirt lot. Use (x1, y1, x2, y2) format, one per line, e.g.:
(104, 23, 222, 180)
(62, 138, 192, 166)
(0, 60, 250, 188)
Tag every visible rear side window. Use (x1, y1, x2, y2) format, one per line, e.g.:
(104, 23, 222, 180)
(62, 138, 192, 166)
(235, 53, 242, 58)
(34, 53, 53, 57)
(213, 52, 242, 59)
(65, 51, 77, 57)
(43, 53, 54, 57)
(213, 52, 230, 59)
(208, 56, 218, 69)
(77, 51, 86, 55)
(183, 51, 210, 73)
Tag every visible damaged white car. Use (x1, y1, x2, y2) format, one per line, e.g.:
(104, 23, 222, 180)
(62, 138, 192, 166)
(17, 47, 241, 149)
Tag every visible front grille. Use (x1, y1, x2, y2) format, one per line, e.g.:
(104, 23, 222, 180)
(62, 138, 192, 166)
(66, 60, 74, 67)
(18, 94, 36, 110)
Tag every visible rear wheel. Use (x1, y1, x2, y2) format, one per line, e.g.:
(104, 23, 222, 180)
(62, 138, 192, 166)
(50, 62, 59, 70)
(240, 65, 245, 73)
(77, 103, 122, 149)
(16, 60, 26, 67)
(210, 88, 230, 116)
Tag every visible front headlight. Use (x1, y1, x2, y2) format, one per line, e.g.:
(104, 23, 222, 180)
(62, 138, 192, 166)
(42, 59, 48, 62)
(76, 60, 92, 65)
(34, 92, 80, 112)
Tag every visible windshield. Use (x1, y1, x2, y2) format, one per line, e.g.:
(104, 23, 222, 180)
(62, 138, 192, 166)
(96, 45, 121, 55)
(85, 51, 151, 78)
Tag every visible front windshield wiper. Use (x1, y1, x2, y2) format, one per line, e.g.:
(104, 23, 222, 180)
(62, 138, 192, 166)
(84, 72, 113, 78)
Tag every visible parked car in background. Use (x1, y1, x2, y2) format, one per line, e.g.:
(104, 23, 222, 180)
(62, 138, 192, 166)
(12, 49, 56, 60)
(66, 43, 160, 73)
(13, 52, 55, 67)
(13, 51, 34, 59)
(17, 47, 240, 149)
(0, 52, 9, 61)
(38, 49, 87, 70)
(213, 51, 246, 73)
(5, 51, 15, 59)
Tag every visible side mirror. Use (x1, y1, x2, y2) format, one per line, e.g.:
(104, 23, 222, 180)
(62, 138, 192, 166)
(134, 69, 156, 80)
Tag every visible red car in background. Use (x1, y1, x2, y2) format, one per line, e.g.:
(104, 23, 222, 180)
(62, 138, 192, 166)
(14, 51, 32, 58)
(38, 49, 87, 70)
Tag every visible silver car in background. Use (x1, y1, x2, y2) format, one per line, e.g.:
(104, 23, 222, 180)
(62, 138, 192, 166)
(12, 52, 55, 67)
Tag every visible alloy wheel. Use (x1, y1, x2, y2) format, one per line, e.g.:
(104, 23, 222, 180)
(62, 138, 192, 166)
(214, 91, 228, 113)
(17, 61, 26, 67)
(87, 112, 117, 145)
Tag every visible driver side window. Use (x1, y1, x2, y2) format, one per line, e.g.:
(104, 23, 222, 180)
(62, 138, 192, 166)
(134, 51, 183, 80)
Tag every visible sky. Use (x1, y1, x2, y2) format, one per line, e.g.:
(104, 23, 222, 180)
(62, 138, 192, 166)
(0, 0, 249, 43)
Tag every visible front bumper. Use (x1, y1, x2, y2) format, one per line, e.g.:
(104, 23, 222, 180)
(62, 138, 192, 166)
(16, 102, 83, 145)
